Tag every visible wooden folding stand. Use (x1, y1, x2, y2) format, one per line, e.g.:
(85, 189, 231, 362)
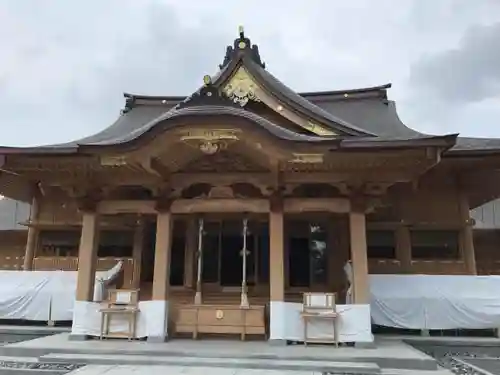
(301, 292, 339, 347)
(100, 289, 140, 340)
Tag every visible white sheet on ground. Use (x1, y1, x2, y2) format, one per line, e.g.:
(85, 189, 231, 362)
(370, 274, 500, 330)
(0, 261, 123, 321)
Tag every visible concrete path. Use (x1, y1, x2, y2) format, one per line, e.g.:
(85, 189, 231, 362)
(69, 366, 322, 374)
(68, 365, 456, 375)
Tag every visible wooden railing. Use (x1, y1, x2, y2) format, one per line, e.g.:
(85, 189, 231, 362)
(476, 260, 500, 275)
(368, 259, 402, 274)
(410, 260, 468, 275)
(32, 256, 135, 287)
(0, 256, 24, 270)
(33, 256, 78, 271)
(368, 259, 469, 275)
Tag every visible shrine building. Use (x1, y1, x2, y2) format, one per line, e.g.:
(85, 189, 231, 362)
(1, 28, 500, 342)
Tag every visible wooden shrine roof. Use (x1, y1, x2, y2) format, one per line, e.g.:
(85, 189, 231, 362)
(0, 28, 498, 155)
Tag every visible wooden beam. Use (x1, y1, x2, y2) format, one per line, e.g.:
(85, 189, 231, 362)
(97, 200, 157, 215)
(172, 199, 269, 213)
(96, 198, 357, 215)
(284, 198, 350, 213)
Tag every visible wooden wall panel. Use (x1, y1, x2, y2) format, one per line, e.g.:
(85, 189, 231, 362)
(394, 170, 461, 225)
(0, 230, 27, 269)
(475, 230, 500, 274)
(38, 197, 81, 224)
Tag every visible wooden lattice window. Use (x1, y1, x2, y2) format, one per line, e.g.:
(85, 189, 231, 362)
(410, 230, 460, 259)
(367, 230, 396, 259)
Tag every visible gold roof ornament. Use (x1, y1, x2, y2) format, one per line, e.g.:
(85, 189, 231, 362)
(237, 26, 246, 49)
(223, 67, 261, 106)
(199, 141, 220, 155)
(203, 75, 212, 86)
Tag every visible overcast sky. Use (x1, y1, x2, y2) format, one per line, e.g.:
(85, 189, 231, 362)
(1, 0, 500, 146)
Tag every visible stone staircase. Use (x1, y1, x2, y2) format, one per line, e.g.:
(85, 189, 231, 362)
(37, 352, 382, 374)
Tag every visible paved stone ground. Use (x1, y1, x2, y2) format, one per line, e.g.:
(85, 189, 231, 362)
(0, 359, 83, 374)
(6, 332, 500, 375)
(65, 366, 354, 375)
(0, 333, 83, 374)
(410, 343, 500, 375)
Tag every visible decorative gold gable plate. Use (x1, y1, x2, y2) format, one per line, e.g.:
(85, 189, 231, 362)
(222, 67, 336, 137)
(223, 67, 261, 107)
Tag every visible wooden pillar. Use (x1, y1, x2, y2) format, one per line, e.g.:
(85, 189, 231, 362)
(23, 196, 40, 271)
(131, 219, 144, 289)
(395, 224, 412, 273)
(459, 194, 476, 275)
(328, 217, 348, 294)
(349, 210, 369, 304)
(269, 195, 285, 342)
(151, 210, 173, 301)
(327, 219, 338, 291)
(75, 212, 100, 302)
(269, 204, 285, 303)
(184, 219, 196, 289)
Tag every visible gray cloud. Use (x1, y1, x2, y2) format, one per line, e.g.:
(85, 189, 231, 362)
(410, 21, 500, 104)
(0, 0, 500, 145)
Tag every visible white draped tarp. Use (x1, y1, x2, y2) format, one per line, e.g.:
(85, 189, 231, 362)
(370, 274, 500, 330)
(0, 261, 123, 321)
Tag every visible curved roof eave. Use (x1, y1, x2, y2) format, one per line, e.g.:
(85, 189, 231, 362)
(78, 106, 342, 150)
(299, 84, 392, 98)
(446, 137, 500, 155)
(75, 107, 459, 152)
(338, 133, 458, 151)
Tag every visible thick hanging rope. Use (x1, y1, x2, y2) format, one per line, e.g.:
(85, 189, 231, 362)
(240, 218, 250, 308)
(194, 218, 204, 305)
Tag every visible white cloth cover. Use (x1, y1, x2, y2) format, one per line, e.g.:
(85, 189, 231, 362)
(71, 300, 168, 339)
(0, 262, 123, 321)
(270, 301, 373, 343)
(370, 274, 500, 330)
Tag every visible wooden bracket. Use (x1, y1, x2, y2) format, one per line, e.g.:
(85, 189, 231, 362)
(148, 181, 174, 212)
(155, 197, 173, 213)
(76, 195, 99, 213)
(150, 158, 171, 180)
(266, 164, 284, 193)
(269, 188, 284, 212)
(147, 182, 172, 198)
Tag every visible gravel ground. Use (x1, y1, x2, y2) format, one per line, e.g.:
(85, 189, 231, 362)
(410, 343, 500, 375)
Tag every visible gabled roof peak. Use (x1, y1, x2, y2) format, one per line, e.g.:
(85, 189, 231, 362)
(219, 26, 265, 70)
(175, 76, 240, 110)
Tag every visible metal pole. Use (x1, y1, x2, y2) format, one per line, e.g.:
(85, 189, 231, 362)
(240, 218, 249, 308)
(194, 218, 204, 305)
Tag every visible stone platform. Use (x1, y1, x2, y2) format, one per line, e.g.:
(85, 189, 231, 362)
(0, 333, 437, 372)
(66, 365, 457, 375)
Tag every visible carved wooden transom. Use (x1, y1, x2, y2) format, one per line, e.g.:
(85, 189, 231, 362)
(290, 183, 340, 198)
(179, 150, 268, 173)
(180, 182, 264, 199)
